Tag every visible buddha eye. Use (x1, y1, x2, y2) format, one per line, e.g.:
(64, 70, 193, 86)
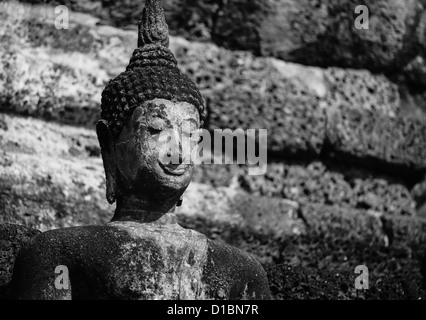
(148, 117, 168, 133)
(148, 126, 162, 133)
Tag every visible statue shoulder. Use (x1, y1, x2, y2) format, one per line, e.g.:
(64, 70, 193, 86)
(20, 225, 106, 252)
(202, 239, 271, 300)
(10, 225, 114, 299)
(9, 228, 74, 300)
(12, 226, 96, 271)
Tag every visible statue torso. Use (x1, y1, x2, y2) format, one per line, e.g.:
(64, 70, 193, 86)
(12, 222, 271, 300)
(103, 221, 209, 300)
(43, 222, 209, 299)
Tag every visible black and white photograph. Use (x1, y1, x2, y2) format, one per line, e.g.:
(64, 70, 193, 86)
(0, 0, 426, 307)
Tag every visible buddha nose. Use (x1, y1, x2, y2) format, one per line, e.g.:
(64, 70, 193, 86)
(165, 128, 184, 165)
(167, 147, 183, 164)
(175, 128, 192, 165)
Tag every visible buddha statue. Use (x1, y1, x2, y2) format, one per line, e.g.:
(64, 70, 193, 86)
(10, 0, 271, 300)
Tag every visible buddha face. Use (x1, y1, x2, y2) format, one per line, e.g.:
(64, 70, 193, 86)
(110, 99, 200, 202)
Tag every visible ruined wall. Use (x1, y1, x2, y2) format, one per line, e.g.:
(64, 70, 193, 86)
(1, 1, 426, 299)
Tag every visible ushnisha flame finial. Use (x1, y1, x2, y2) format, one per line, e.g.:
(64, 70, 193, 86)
(138, 0, 169, 48)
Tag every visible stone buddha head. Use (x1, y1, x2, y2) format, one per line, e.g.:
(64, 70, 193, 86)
(97, 0, 206, 217)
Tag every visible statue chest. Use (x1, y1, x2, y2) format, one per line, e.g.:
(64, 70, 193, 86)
(102, 222, 209, 300)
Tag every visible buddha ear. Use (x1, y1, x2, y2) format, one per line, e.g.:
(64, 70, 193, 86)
(96, 120, 118, 204)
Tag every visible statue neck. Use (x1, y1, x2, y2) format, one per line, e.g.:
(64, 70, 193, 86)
(111, 195, 178, 224)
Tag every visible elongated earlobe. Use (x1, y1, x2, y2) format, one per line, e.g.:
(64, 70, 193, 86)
(106, 172, 117, 204)
(96, 120, 118, 204)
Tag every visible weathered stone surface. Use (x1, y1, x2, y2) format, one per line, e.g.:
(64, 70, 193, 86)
(324, 68, 401, 117)
(205, 62, 327, 156)
(192, 163, 239, 187)
(265, 263, 423, 300)
(403, 56, 426, 87)
(413, 176, 426, 217)
(413, 176, 426, 199)
(211, 0, 422, 71)
(9, 222, 271, 299)
(0, 150, 304, 242)
(3, 2, 420, 165)
(0, 113, 100, 158)
(326, 107, 426, 173)
(0, 3, 127, 126)
(173, 38, 405, 156)
(238, 161, 416, 216)
(299, 204, 426, 289)
(194, 161, 417, 217)
(0, 49, 103, 127)
(0, 151, 111, 231)
(418, 202, 426, 217)
(0, 140, 304, 271)
(1, 114, 417, 220)
(0, 115, 110, 231)
(0, 223, 40, 297)
(0, 115, 302, 235)
(406, 10, 426, 86)
(17, 0, 426, 75)
(7, 0, 272, 299)
(180, 184, 304, 239)
(1, 0, 425, 300)
(181, 200, 426, 295)
(399, 87, 426, 121)
(1, 112, 425, 296)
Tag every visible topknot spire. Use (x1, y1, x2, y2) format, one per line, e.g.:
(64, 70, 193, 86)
(138, 0, 169, 48)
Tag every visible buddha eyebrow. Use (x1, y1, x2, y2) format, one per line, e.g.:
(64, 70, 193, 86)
(145, 114, 170, 126)
(148, 113, 168, 120)
(183, 118, 199, 124)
